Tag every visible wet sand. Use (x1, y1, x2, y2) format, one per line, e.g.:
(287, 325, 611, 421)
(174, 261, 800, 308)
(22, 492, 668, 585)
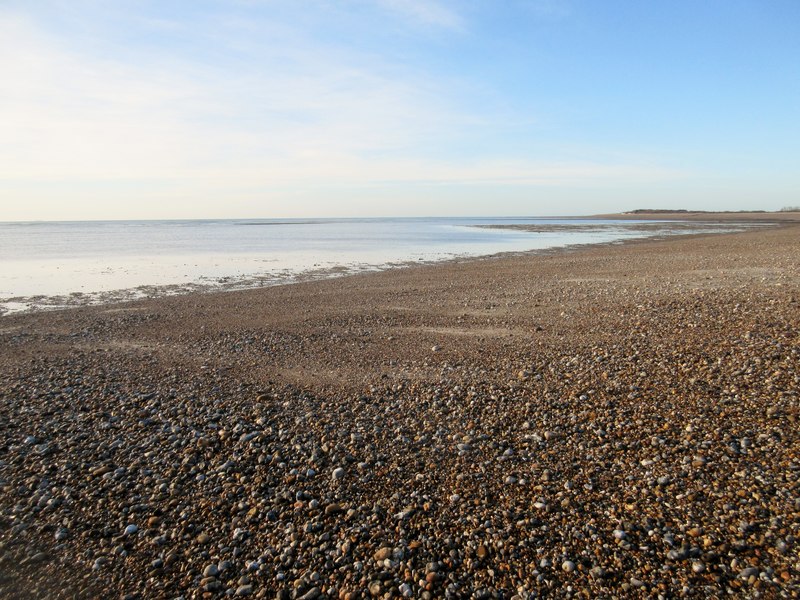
(0, 220, 798, 598)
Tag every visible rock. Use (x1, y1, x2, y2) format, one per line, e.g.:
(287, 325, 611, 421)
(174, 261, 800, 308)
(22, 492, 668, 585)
(368, 581, 383, 596)
(687, 527, 703, 538)
(589, 566, 605, 579)
(124, 524, 138, 536)
(298, 588, 320, 600)
(692, 561, 705, 573)
(26, 552, 49, 564)
(203, 564, 220, 578)
(219, 560, 233, 572)
(332, 467, 345, 480)
(373, 547, 392, 561)
(738, 567, 759, 579)
(235, 584, 253, 596)
(562, 560, 575, 573)
(201, 579, 223, 592)
(325, 503, 344, 515)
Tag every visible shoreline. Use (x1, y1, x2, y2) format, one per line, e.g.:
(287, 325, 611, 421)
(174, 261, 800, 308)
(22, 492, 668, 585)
(0, 222, 798, 598)
(0, 216, 782, 318)
(589, 210, 800, 223)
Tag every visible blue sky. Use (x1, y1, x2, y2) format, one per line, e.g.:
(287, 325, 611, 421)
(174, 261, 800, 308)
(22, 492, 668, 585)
(1, 0, 798, 220)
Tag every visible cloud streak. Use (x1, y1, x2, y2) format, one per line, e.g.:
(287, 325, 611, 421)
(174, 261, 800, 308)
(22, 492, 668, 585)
(0, 1, 696, 220)
(375, 0, 466, 30)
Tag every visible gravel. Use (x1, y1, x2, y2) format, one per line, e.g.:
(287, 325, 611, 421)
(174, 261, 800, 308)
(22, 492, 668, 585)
(0, 223, 798, 598)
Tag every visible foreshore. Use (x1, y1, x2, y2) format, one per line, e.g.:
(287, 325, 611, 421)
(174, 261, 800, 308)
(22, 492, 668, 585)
(1, 220, 798, 598)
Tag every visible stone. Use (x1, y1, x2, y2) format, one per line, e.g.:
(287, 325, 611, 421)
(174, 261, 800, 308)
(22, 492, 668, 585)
(203, 564, 220, 578)
(692, 561, 705, 573)
(325, 503, 344, 515)
(373, 547, 392, 561)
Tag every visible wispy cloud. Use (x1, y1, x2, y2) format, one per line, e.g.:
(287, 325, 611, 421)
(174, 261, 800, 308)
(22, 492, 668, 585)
(0, 9, 461, 182)
(374, 0, 466, 31)
(0, 2, 688, 219)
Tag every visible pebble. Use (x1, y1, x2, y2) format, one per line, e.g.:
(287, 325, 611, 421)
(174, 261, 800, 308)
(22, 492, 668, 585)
(562, 561, 575, 573)
(203, 564, 220, 578)
(325, 503, 344, 515)
(332, 467, 345, 480)
(692, 561, 705, 573)
(373, 547, 392, 561)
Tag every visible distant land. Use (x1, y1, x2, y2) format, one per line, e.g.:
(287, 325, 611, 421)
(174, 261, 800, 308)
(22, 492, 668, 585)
(591, 209, 800, 222)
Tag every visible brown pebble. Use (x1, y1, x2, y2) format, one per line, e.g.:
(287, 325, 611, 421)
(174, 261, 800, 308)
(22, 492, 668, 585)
(373, 547, 392, 561)
(687, 527, 703, 537)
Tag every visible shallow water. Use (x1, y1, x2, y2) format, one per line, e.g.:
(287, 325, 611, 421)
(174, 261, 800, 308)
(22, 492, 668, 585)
(0, 217, 739, 314)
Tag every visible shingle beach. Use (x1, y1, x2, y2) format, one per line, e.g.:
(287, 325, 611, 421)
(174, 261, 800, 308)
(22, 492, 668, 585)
(1, 217, 798, 599)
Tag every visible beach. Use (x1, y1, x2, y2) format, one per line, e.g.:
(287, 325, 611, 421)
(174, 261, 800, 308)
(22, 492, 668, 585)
(0, 218, 798, 598)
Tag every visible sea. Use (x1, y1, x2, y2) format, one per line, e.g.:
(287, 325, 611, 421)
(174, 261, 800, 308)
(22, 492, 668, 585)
(0, 217, 736, 314)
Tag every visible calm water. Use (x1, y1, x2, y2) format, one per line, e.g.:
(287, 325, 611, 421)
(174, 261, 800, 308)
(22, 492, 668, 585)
(0, 217, 711, 313)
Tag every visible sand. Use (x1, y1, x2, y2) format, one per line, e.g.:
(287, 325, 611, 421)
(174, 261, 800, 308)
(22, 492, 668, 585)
(0, 218, 798, 598)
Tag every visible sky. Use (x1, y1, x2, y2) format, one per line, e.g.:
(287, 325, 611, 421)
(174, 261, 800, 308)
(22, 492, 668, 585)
(1, 0, 799, 220)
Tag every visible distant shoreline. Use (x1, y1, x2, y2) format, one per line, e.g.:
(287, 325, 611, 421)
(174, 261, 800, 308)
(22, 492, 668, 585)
(587, 209, 800, 223)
